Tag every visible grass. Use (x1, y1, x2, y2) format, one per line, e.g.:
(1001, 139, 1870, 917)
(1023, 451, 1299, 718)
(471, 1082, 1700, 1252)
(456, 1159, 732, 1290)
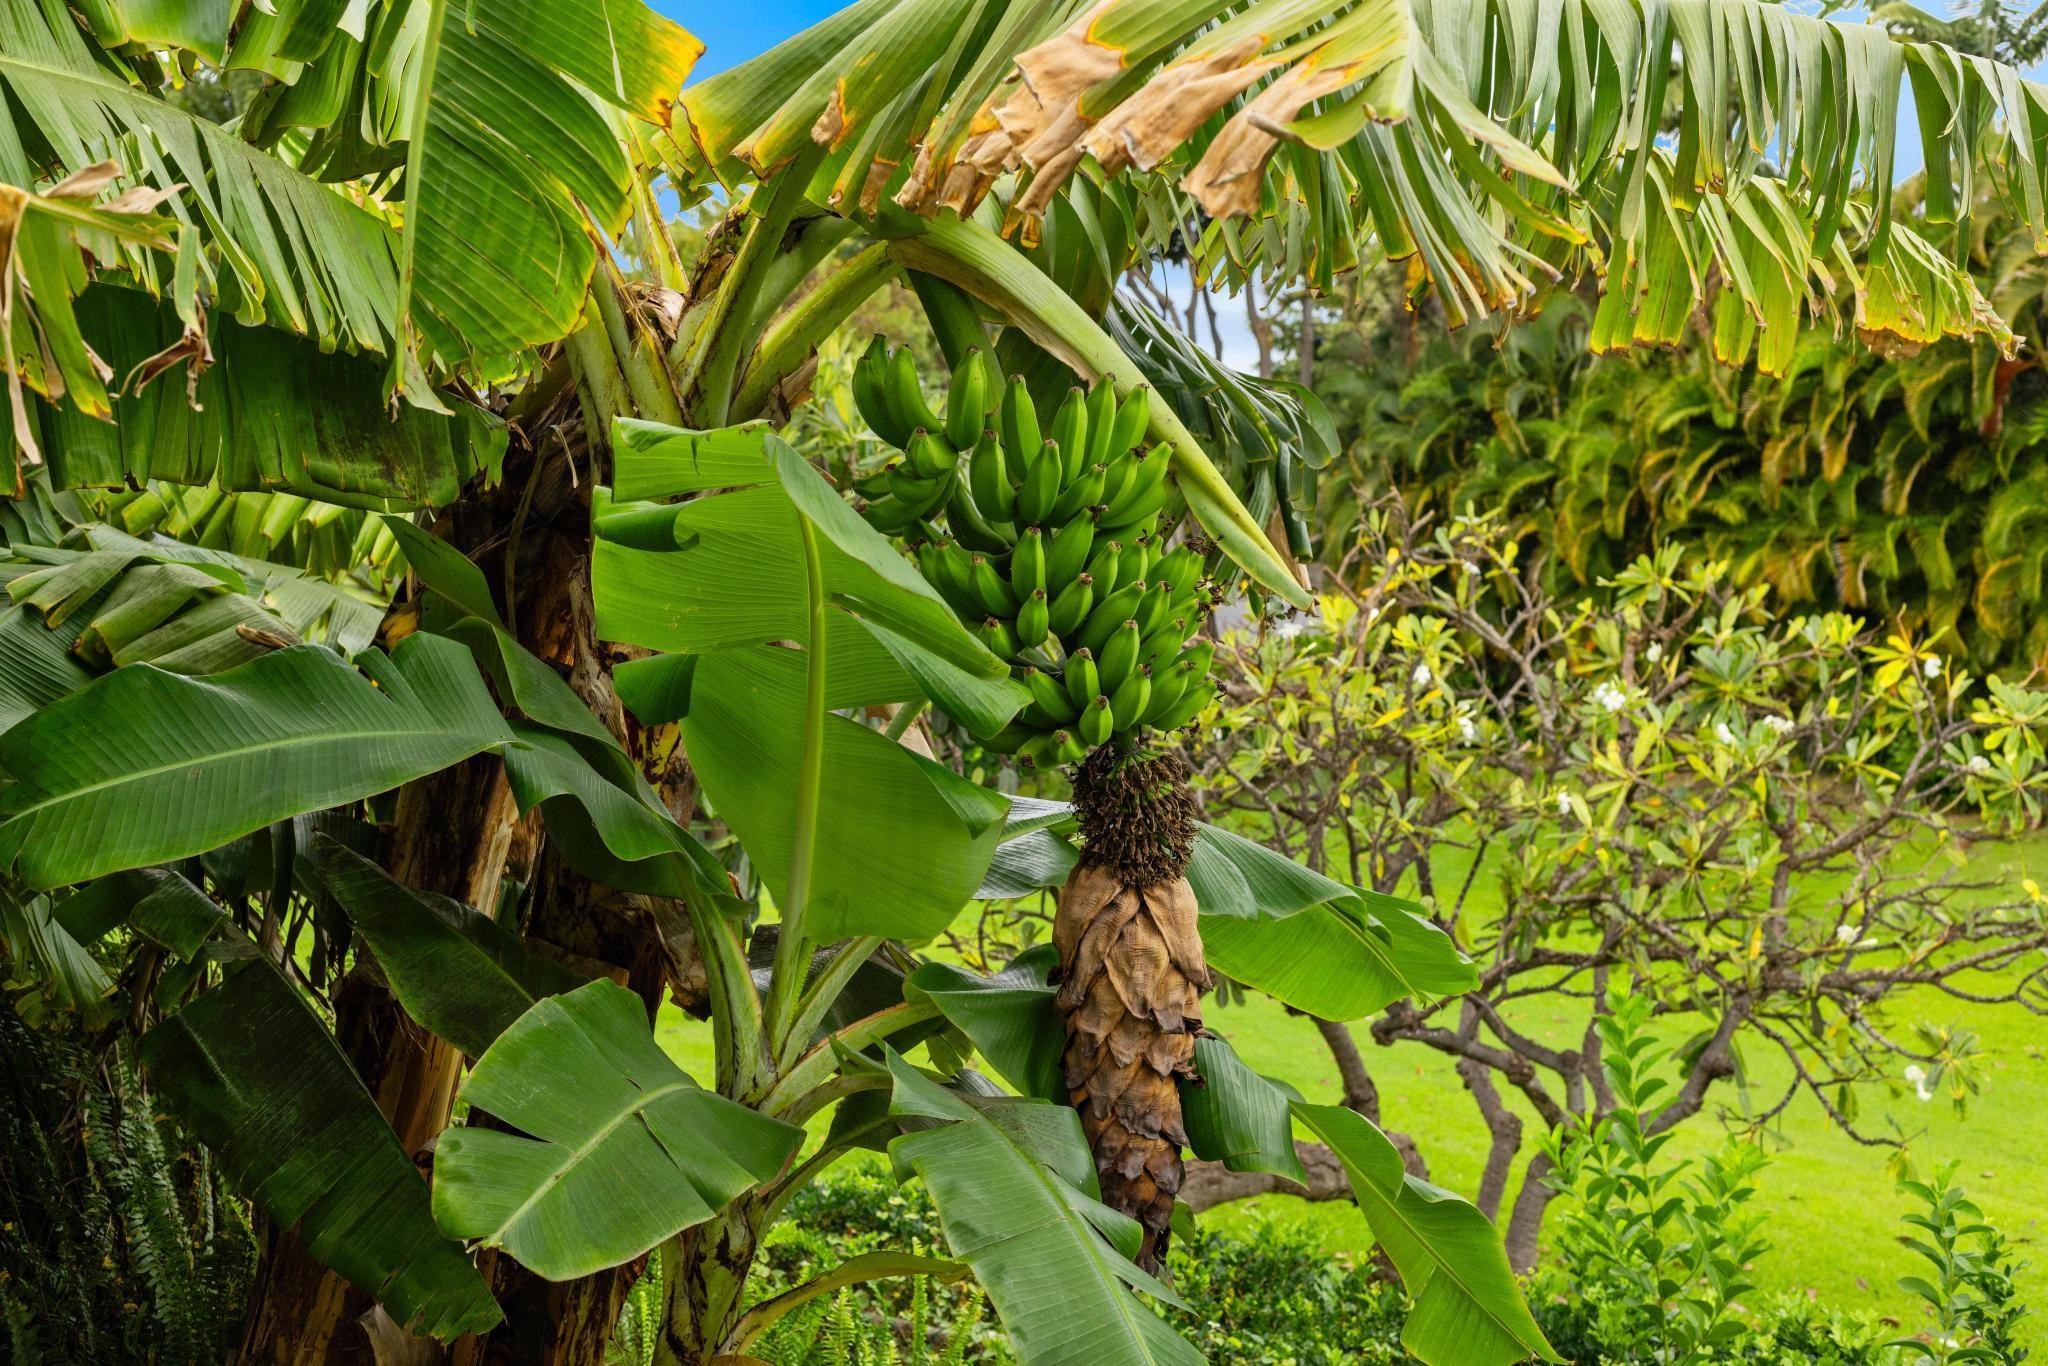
(654, 832, 2048, 1357)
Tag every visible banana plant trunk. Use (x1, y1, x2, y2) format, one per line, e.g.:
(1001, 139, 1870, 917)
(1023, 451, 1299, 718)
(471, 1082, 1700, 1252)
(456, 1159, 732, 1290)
(655, 1199, 767, 1366)
(1053, 745, 1210, 1272)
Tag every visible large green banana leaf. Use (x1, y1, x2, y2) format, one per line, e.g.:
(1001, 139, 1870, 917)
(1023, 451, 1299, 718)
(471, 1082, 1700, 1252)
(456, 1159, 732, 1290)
(885, 1052, 1203, 1366)
(433, 979, 803, 1280)
(0, 633, 513, 887)
(592, 423, 1021, 941)
(310, 838, 583, 1058)
(141, 953, 503, 1339)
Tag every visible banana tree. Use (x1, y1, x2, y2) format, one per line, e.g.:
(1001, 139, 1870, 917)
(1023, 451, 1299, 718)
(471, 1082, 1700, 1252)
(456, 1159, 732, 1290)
(6, 0, 2048, 1363)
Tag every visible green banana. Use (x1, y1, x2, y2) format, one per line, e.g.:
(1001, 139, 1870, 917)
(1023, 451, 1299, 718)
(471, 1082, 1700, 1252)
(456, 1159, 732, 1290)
(1178, 639, 1216, 680)
(979, 721, 1034, 754)
(1024, 666, 1079, 723)
(1010, 526, 1048, 597)
(1050, 463, 1108, 523)
(929, 542, 982, 620)
(945, 348, 994, 450)
(1056, 730, 1088, 764)
(1015, 440, 1062, 526)
(1111, 539, 1150, 593)
(1140, 620, 1190, 674)
(979, 614, 1019, 659)
(906, 429, 958, 478)
(1047, 573, 1095, 637)
(888, 344, 945, 433)
(1141, 660, 1190, 724)
(1077, 581, 1147, 656)
(1078, 693, 1113, 747)
(1148, 677, 1213, 730)
(967, 427, 1016, 524)
(1152, 545, 1203, 593)
(1018, 730, 1062, 770)
(969, 555, 1019, 616)
(1108, 667, 1152, 734)
(1045, 516, 1095, 586)
(1103, 446, 1168, 523)
(1097, 619, 1142, 695)
(1096, 449, 1138, 513)
(1105, 386, 1150, 457)
(1064, 649, 1099, 711)
(1083, 380, 1118, 468)
(853, 336, 913, 447)
(1050, 387, 1089, 484)
(1084, 540, 1122, 589)
(886, 466, 948, 517)
(946, 482, 1014, 555)
(1015, 589, 1051, 647)
(859, 494, 921, 534)
(999, 376, 1040, 484)
(1132, 579, 1176, 639)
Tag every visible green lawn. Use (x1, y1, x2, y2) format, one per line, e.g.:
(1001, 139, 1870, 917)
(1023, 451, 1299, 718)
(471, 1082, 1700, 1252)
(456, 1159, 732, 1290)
(655, 833, 2048, 1357)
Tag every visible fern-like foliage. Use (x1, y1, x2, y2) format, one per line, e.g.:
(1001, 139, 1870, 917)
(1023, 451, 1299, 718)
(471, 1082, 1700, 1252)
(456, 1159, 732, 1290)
(0, 1003, 256, 1362)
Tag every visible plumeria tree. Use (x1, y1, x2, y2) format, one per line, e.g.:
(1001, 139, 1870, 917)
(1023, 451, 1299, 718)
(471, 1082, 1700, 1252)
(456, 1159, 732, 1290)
(1190, 505, 2048, 1266)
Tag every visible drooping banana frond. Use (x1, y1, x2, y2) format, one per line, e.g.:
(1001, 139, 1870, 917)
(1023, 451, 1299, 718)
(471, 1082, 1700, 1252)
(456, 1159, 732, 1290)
(676, 0, 2048, 373)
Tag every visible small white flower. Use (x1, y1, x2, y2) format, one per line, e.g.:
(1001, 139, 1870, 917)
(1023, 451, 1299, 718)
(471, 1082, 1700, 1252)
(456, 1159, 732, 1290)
(1556, 790, 1573, 816)
(1714, 721, 1735, 745)
(1591, 680, 1627, 713)
(1458, 559, 1480, 575)
(1644, 641, 1664, 663)
(1412, 662, 1432, 688)
(1922, 655, 1942, 679)
(1764, 715, 1795, 735)
(1903, 1064, 1934, 1102)
(1458, 715, 1477, 743)
(1835, 925, 1859, 945)
(1968, 754, 1992, 775)
(1271, 617, 1308, 640)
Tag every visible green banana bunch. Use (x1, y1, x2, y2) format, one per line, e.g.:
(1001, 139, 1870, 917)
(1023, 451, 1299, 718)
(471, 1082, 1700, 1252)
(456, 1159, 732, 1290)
(848, 343, 1221, 768)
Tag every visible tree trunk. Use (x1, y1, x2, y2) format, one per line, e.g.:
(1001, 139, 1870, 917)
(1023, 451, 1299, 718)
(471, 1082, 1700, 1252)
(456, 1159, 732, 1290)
(1458, 1058, 1524, 1223)
(1503, 1152, 1557, 1274)
(236, 756, 525, 1366)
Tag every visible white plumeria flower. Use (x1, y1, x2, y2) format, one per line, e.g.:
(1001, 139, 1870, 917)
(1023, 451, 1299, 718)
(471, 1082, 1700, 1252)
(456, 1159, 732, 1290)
(1714, 721, 1735, 745)
(1556, 790, 1573, 816)
(1271, 617, 1308, 640)
(1412, 662, 1432, 687)
(1835, 925, 1878, 948)
(1591, 680, 1627, 713)
(1968, 754, 1992, 775)
(1764, 715, 1795, 735)
(1458, 715, 1477, 743)
(1903, 1064, 1934, 1102)
(1644, 641, 1664, 663)
(1922, 654, 1942, 678)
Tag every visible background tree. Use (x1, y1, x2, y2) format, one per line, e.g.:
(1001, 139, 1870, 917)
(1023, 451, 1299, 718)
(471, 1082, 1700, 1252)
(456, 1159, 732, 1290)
(1188, 506, 2048, 1268)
